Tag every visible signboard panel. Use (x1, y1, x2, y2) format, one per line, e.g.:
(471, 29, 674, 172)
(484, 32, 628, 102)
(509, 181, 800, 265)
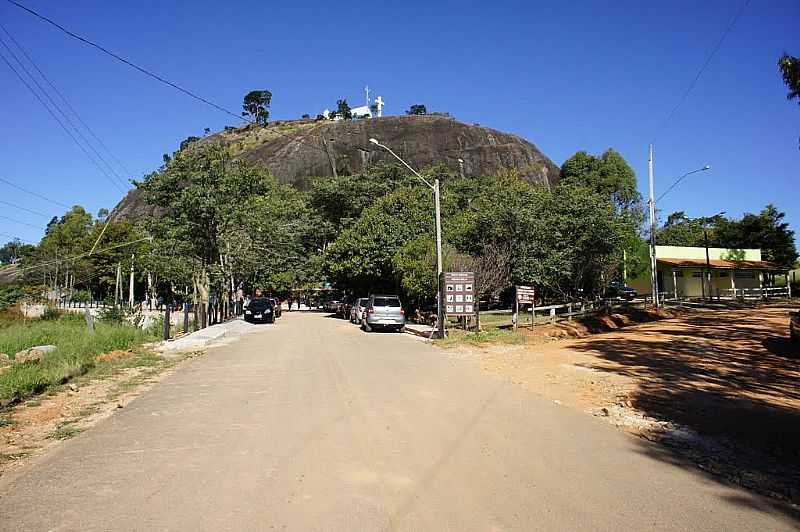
(444, 272, 475, 316)
(516, 285, 535, 304)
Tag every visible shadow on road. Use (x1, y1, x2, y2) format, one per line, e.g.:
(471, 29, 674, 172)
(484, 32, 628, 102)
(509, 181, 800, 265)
(568, 308, 800, 515)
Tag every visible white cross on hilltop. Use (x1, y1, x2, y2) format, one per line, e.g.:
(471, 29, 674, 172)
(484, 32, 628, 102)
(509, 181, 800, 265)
(374, 96, 385, 117)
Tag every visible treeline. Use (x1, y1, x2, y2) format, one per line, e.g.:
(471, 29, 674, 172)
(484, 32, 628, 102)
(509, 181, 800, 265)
(4, 142, 795, 312)
(656, 208, 797, 267)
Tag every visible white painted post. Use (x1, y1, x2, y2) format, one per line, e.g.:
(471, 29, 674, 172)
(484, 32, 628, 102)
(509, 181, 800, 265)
(672, 269, 678, 300)
(730, 270, 736, 300)
(550, 308, 556, 324)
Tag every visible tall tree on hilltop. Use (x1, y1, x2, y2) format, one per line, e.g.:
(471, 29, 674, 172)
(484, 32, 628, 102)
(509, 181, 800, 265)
(407, 104, 427, 115)
(242, 90, 272, 126)
(778, 54, 800, 105)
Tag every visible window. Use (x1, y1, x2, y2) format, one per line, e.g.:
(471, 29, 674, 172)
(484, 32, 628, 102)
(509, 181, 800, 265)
(372, 297, 401, 307)
(674, 271, 684, 278)
(692, 271, 704, 278)
(718, 271, 729, 278)
(735, 271, 755, 279)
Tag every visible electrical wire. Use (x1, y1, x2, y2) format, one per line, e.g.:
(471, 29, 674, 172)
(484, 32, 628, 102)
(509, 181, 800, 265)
(5, 0, 247, 123)
(0, 176, 71, 209)
(0, 21, 132, 183)
(0, 199, 51, 218)
(0, 214, 43, 230)
(651, 0, 751, 142)
(0, 231, 36, 244)
(0, 46, 127, 193)
(15, 236, 152, 274)
(0, 32, 128, 191)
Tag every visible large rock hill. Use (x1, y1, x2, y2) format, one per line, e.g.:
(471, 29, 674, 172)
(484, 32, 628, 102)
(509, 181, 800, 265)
(111, 115, 559, 222)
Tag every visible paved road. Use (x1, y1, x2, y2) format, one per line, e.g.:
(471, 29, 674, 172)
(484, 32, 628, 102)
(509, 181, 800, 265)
(1, 313, 796, 531)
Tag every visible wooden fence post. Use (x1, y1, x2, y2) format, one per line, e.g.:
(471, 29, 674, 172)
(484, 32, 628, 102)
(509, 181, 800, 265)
(183, 303, 189, 334)
(163, 305, 171, 341)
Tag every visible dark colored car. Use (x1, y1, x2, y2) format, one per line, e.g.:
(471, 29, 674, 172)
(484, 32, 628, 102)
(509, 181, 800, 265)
(791, 310, 799, 342)
(606, 281, 637, 301)
(338, 295, 357, 319)
(269, 298, 282, 318)
(244, 297, 275, 324)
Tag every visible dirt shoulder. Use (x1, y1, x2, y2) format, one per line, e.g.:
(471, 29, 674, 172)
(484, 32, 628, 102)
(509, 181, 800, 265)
(450, 303, 800, 503)
(0, 350, 201, 477)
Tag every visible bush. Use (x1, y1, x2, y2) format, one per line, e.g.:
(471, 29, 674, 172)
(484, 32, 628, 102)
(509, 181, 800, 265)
(41, 306, 61, 321)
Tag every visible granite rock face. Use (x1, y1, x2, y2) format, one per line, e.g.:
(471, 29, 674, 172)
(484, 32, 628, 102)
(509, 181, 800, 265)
(110, 115, 560, 222)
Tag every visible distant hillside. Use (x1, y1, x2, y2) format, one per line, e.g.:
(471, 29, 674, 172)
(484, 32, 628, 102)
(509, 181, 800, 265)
(111, 115, 560, 222)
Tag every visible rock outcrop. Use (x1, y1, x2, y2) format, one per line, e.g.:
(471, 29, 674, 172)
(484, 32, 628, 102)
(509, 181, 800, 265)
(111, 115, 560, 223)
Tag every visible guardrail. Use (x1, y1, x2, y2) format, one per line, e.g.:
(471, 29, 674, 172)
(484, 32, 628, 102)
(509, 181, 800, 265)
(717, 286, 790, 300)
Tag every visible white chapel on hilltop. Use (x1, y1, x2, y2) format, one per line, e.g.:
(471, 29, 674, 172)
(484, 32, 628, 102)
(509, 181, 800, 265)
(322, 86, 384, 120)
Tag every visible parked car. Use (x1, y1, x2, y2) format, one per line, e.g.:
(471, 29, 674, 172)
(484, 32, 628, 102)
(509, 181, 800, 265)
(350, 297, 369, 324)
(338, 295, 357, 319)
(791, 310, 799, 342)
(268, 298, 282, 318)
(324, 300, 340, 313)
(244, 297, 275, 324)
(362, 294, 405, 332)
(605, 281, 637, 301)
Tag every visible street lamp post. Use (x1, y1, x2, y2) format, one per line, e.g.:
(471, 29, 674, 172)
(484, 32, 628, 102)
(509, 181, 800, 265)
(369, 138, 445, 337)
(647, 146, 711, 308)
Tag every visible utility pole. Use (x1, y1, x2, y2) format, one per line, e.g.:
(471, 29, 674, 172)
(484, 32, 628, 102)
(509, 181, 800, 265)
(129, 254, 135, 308)
(434, 177, 445, 337)
(370, 138, 445, 338)
(114, 262, 121, 306)
(648, 144, 659, 308)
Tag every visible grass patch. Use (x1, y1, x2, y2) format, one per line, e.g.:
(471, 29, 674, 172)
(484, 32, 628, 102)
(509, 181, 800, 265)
(436, 328, 525, 347)
(49, 422, 81, 440)
(0, 314, 156, 404)
(0, 413, 14, 427)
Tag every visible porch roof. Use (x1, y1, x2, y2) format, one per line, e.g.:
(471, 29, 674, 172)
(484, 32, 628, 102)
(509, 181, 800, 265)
(657, 257, 784, 270)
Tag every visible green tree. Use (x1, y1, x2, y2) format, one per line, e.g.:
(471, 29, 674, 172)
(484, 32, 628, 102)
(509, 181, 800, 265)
(335, 99, 352, 120)
(714, 205, 798, 267)
(655, 211, 707, 246)
(139, 144, 313, 302)
(778, 54, 800, 105)
(560, 149, 640, 211)
(406, 104, 427, 115)
(242, 90, 272, 126)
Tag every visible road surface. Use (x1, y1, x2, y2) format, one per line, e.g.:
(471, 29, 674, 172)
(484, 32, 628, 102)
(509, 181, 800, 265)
(0, 313, 796, 531)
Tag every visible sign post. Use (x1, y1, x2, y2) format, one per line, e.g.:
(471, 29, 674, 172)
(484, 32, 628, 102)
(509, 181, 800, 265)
(516, 285, 535, 329)
(444, 272, 476, 330)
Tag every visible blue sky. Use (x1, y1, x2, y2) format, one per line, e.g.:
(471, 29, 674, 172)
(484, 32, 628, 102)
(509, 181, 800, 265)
(0, 0, 797, 245)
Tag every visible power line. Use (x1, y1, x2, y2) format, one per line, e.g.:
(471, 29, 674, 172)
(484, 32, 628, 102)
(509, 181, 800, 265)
(0, 198, 51, 218)
(0, 176, 71, 209)
(0, 214, 44, 230)
(0, 231, 36, 244)
(0, 46, 127, 193)
(651, 0, 751, 142)
(0, 21, 132, 183)
(0, 31, 128, 191)
(15, 236, 152, 274)
(5, 0, 247, 123)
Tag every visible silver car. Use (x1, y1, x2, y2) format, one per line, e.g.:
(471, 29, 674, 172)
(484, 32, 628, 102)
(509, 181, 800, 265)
(362, 295, 405, 332)
(350, 297, 369, 324)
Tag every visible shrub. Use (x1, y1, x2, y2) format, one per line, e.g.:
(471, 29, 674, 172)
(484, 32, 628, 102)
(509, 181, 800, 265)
(41, 306, 61, 321)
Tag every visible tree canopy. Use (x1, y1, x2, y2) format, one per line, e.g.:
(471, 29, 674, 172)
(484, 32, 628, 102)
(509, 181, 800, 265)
(656, 205, 797, 268)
